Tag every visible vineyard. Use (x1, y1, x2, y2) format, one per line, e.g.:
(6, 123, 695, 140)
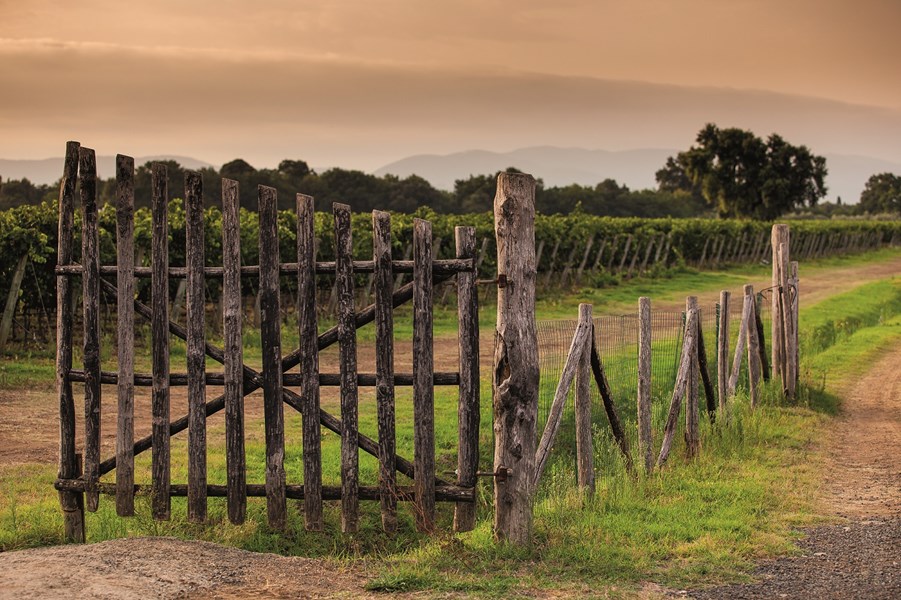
(1, 198, 899, 347)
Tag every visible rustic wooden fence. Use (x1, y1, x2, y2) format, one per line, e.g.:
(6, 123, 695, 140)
(54, 142, 481, 541)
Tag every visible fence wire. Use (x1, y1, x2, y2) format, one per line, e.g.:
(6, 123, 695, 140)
(535, 295, 773, 490)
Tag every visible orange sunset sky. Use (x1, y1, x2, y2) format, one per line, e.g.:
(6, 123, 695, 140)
(1, 0, 900, 173)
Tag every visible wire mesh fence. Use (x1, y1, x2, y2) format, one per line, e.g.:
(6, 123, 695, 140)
(534, 293, 774, 491)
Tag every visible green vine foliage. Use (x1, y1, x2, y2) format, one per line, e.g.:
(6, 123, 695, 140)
(2, 199, 900, 317)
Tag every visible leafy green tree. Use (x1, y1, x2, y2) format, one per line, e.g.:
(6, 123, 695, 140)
(278, 159, 312, 180)
(662, 124, 827, 219)
(858, 172, 901, 214)
(219, 158, 256, 179)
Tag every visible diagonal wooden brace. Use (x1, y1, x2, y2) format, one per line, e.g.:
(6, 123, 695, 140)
(96, 276, 452, 486)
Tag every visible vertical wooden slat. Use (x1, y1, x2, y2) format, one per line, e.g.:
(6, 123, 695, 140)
(151, 163, 171, 520)
(298, 194, 323, 531)
(80, 147, 101, 513)
(334, 203, 359, 533)
(454, 226, 480, 532)
(684, 296, 700, 458)
(58, 141, 83, 542)
(185, 171, 207, 522)
(115, 155, 136, 517)
(790, 261, 800, 395)
(222, 179, 246, 525)
(372, 210, 397, 533)
(771, 224, 790, 389)
(259, 185, 286, 530)
(574, 305, 595, 495)
(413, 218, 435, 532)
(637, 296, 653, 472)
(716, 291, 730, 411)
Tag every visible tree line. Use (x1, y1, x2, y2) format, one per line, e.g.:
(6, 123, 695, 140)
(1, 124, 898, 218)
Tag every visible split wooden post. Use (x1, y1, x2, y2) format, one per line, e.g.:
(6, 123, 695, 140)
(334, 203, 359, 533)
(574, 306, 595, 494)
(413, 218, 436, 533)
(744, 285, 762, 408)
(727, 294, 751, 397)
(637, 297, 653, 472)
(716, 291, 730, 411)
(657, 307, 698, 467)
(185, 171, 207, 522)
(81, 147, 101, 513)
(260, 185, 287, 530)
(771, 224, 790, 391)
(454, 226, 480, 532)
(115, 155, 136, 517)
(493, 172, 539, 546)
(299, 195, 323, 531)
(57, 141, 83, 543)
(534, 303, 592, 487)
(222, 179, 246, 525)
(684, 297, 700, 458)
(782, 254, 798, 399)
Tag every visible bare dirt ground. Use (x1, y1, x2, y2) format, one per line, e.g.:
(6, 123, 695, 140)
(687, 344, 901, 599)
(1, 254, 900, 599)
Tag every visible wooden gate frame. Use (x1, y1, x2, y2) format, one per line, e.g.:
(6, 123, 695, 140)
(54, 142, 480, 540)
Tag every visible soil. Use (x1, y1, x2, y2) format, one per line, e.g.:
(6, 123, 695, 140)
(1, 254, 900, 598)
(684, 343, 901, 599)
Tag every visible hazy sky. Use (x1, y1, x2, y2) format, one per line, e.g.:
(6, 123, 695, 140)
(2, 0, 900, 169)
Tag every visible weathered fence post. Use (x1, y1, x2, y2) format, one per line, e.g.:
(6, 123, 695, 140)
(790, 261, 800, 395)
(637, 297, 653, 472)
(412, 218, 435, 533)
(454, 226, 480, 532)
(574, 305, 595, 495)
(150, 163, 170, 520)
(493, 172, 539, 546)
(657, 307, 698, 467)
(684, 297, 700, 458)
(771, 224, 790, 392)
(716, 291, 730, 411)
(744, 285, 762, 408)
(57, 141, 83, 542)
(82, 148, 101, 513)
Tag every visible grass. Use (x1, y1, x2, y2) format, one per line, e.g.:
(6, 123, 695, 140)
(1, 248, 901, 596)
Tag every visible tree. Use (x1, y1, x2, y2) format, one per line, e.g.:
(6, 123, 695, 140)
(858, 172, 901, 214)
(278, 159, 312, 180)
(660, 124, 827, 219)
(219, 158, 256, 179)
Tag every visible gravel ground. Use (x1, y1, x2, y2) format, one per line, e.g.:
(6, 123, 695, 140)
(687, 518, 901, 599)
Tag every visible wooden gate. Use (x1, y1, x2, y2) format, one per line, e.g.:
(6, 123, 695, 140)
(54, 142, 480, 541)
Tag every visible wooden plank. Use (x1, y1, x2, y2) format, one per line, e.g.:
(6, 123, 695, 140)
(637, 297, 653, 472)
(493, 172, 539, 546)
(55, 480, 476, 503)
(259, 185, 287, 530)
(150, 163, 170, 520)
(745, 284, 762, 408)
(80, 147, 101, 513)
(222, 179, 246, 525)
(298, 194, 322, 531)
(69, 369, 459, 387)
(589, 332, 633, 470)
(781, 245, 797, 399)
(716, 291, 730, 411)
(574, 306, 595, 494)
(790, 261, 800, 395)
(373, 210, 397, 533)
(185, 171, 207, 522)
(454, 226, 480, 531)
(115, 155, 136, 517)
(771, 224, 790, 389)
(684, 297, 700, 458)
(727, 295, 751, 397)
(334, 203, 359, 533)
(656, 307, 698, 467)
(57, 140, 83, 543)
(534, 303, 592, 487)
(413, 218, 436, 533)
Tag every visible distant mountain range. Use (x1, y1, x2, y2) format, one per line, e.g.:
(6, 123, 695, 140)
(4, 148, 899, 205)
(0, 155, 214, 186)
(375, 147, 901, 204)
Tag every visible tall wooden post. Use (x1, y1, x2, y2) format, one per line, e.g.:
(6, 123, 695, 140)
(716, 291, 730, 411)
(493, 172, 539, 546)
(637, 297, 653, 472)
(574, 304, 595, 495)
(788, 261, 800, 398)
(684, 296, 700, 458)
(771, 224, 790, 393)
(57, 141, 84, 542)
(744, 285, 762, 408)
